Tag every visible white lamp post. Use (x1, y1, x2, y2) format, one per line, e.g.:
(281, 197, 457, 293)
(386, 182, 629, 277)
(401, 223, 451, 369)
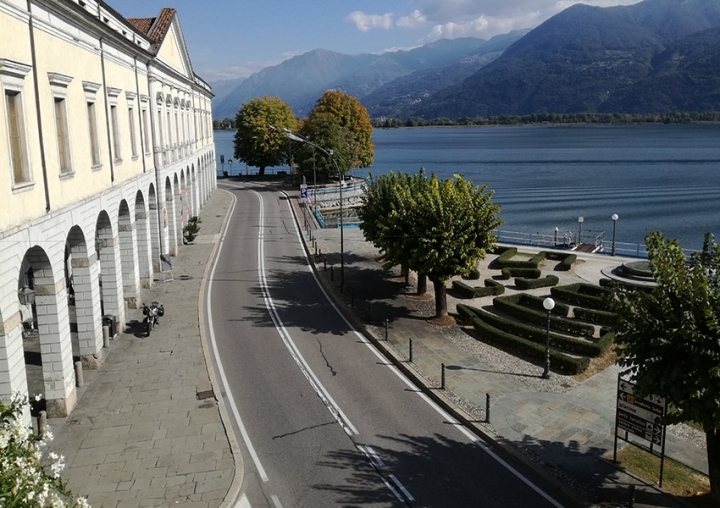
(284, 130, 345, 293)
(577, 216, 584, 245)
(611, 214, 619, 256)
(542, 297, 555, 379)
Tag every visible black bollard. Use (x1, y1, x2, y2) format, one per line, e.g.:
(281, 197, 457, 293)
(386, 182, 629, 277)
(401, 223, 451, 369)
(486, 393, 491, 423)
(330, 266, 334, 281)
(441, 363, 445, 389)
(409, 338, 413, 362)
(629, 485, 636, 508)
(384, 319, 389, 341)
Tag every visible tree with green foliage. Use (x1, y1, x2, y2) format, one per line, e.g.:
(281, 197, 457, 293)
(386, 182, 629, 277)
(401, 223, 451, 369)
(300, 90, 374, 177)
(360, 171, 502, 320)
(612, 232, 720, 502)
(233, 96, 297, 176)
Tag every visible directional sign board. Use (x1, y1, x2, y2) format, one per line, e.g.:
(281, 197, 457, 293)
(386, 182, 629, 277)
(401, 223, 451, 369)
(299, 184, 308, 203)
(616, 376, 666, 445)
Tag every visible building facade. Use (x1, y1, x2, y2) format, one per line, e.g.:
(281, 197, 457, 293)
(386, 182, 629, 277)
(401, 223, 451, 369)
(0, 0, 216, 419)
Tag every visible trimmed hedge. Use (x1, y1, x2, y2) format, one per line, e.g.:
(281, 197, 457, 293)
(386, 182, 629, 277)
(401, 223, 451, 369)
(573, 307, 617, 326)
(457, 304, 613, 357)
(494, 294, 595, 337)
(496, 249, 547, 269)
(469, 316, 590, 374)
(515, 293, 570, 317)
(452, 280, 498, 298)
(515, 274, 559, 290)
(551, 283, 612, 310)
(484, 278, 505, 295)
(545, 252, 577, 271)
(467, 267, 481, 280)
(501, 267, 541, 280)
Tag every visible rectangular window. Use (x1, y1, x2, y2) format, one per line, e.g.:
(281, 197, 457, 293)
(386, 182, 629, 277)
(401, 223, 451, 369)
(156, 109, 164, 148)
(166, 110, 172, 147)
(142, 108, 150, 153)
(54, 97, 72, 174)
(6, 90, 30, 184)
(110, 104, 121, 161)
(128, 106, 137, 158)
(87, 101, 100, 166)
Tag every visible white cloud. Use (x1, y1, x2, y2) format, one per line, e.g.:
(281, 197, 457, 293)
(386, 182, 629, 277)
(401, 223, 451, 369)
(396, 10, 427, 29)
(421, 12, 542, 42)
(345, 11, 394, 32)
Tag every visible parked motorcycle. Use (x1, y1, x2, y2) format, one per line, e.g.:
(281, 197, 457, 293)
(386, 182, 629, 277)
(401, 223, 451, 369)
(142, 301, 164, 337)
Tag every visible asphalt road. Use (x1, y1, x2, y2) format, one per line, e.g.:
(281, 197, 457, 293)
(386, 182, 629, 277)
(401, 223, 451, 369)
(206, 181, 565, 508)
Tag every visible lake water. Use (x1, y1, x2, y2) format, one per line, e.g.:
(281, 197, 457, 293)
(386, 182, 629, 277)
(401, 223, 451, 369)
(213, 124, 720, 251)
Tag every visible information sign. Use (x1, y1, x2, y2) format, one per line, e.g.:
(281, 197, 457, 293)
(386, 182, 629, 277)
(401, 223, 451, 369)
(616, 377, 666, 445)
(299, 184, 308, 203)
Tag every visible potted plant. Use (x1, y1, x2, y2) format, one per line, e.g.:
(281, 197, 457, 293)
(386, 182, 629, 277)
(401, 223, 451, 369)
(183, 215, 202, 243)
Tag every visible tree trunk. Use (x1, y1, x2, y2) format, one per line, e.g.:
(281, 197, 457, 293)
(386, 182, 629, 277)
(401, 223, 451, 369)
(431, 278, 448, 317)
(417, 272, 427, 295)
(259, 165, 266, 176)
(707, 427, 720, 503)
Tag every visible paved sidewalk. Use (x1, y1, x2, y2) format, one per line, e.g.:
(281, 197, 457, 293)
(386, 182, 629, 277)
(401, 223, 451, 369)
(51, 190, 240, 508)
(296, 196, 709, 508)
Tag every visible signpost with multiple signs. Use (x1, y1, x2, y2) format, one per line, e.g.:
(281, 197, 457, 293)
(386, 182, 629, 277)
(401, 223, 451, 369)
(614, 375, 668, 486)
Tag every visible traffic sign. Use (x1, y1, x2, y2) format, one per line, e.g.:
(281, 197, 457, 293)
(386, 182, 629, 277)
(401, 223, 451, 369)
(615, 376, 666, 445)
(299, 184, 308, 203)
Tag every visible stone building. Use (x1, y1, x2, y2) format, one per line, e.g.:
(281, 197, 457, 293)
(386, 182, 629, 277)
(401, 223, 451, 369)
(0, 0, 216, 420)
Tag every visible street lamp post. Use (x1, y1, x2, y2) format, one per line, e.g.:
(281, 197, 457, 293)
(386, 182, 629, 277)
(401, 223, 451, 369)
(577, 216, 584, 246)
(611, 214, 619, 256)
(542, 297, 555, 379)
(284, 130, 344, 293)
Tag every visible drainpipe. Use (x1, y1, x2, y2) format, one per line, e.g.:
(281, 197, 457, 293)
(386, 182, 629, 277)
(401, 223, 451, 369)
(133, 56, 146, 173)
(26, 0, 51, 212)
(98, 37, 114, 183)
(147, 73, 166, 269)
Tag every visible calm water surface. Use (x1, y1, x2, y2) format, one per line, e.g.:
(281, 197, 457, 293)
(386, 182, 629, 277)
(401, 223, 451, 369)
(214, 124, 720, 251)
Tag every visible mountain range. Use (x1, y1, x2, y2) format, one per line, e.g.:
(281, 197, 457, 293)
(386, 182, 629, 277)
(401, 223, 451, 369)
(211, 0, 720, 120)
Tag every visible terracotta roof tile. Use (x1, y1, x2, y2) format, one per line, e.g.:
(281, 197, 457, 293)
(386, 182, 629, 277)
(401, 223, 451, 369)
(127, 17, 153, 35)
(147, 8, 176, 44)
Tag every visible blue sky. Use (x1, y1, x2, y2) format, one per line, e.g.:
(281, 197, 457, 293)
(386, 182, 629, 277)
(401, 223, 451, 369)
(110, 0, 641, 83)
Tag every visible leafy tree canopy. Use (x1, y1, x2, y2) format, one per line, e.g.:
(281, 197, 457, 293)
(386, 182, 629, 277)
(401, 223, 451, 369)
(233, 96, 297, 176)
(360, 170, 502, 318)
(302, 90, 374, 175)
(613, 231, 720, 500)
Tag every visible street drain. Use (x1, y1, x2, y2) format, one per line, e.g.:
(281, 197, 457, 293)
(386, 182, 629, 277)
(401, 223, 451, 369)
(196, 389, 215, 400)
(179, 275, 192, 280)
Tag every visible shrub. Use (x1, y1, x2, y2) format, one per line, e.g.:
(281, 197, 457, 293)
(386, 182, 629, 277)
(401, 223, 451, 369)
(453, 279, 503, 298)
(573, 307, 618, 325)
(484, 278, 505, 295)
(467, 267, 480, 280)
(515, 274, 559, 290)
(500, 267, 541, 280)
(496, 250, 546, 269)
(470, 317, 590, 374)
(494, 294, 595, 336)
(545, 252, 577, 271)
(551, 283, 612, 310)
(458, 304, 612, 357)
(514, 293, 570, 316)
(0, 394, 91, 508)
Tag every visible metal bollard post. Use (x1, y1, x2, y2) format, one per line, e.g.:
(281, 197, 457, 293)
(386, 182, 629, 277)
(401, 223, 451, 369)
(74, 361, 83, 388)
(441, 363, 445, 389)
(628, 485, 636, 508)
(409, 338, 413, 363)
(37, 410, 47, 439)
(384, 319, 389, 341)
(330, 266, 334, 281)
(315, 242, 318, 256)
(486, 393, 490, 423)
(103, 326, 110, 348)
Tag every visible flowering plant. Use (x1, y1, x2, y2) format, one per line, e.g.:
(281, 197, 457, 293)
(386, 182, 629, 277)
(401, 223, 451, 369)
(0, 394, 90, 507)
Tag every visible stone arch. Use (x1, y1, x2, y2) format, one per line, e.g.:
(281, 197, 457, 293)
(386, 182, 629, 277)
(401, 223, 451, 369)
(65, 226, 104, 368)
(135, 191, 153, 287)
(95, 210, 125, 329)
(19, 246, 76, 417)
(118, 200, 141, 309)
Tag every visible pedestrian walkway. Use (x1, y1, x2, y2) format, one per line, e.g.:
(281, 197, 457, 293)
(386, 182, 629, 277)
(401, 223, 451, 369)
(51, 190, 240, 508)
(296, 195, 709, 508)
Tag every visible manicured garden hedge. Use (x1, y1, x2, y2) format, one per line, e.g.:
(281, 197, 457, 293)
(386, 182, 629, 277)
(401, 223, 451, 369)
(515, 274, 559, 290)
(573, 306, 617, 326)
(494, 294, 595, 336)
(457, 304, 614, 357)
(469, 316, 590, 374)
(501, 267, 541, 280)
(452, 278, 505, 298)
(551, 283, 613, 310)
(545, 252, 577, 271)
(496, 249, 546, 269)
(514, 293, 570, 316)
